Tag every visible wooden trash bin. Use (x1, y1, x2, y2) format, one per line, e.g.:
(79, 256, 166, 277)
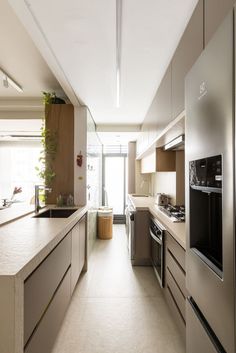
(98, 208, 113, 239)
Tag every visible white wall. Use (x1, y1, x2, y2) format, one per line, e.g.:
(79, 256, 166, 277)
(87, 109, 102, 208)
(135, 160, 151, 195)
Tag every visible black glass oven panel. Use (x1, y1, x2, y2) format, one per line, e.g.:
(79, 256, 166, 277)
(189, 155, 223, 276)
(190, 155, 222, 188)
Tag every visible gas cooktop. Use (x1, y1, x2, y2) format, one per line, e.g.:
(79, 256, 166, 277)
(159, 204, 185, 222)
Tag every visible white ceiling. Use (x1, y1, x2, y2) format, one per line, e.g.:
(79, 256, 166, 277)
(0, 0, 62, 99)
(8, 0, 198, 125)
(97, 131, 140, 146)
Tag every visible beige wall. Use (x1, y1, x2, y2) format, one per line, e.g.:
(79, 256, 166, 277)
(151, 172, 177, 204)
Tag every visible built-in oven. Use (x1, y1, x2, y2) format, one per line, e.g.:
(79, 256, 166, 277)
(149, 217, 165, 287)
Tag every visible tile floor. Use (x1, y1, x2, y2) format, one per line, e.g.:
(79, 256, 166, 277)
(52, 225, 185, 353)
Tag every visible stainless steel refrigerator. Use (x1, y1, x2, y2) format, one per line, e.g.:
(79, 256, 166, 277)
(185, 8, 235, 353)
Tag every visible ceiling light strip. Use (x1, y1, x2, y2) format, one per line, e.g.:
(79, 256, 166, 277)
(0, 68, 23, 92)
(116, 0, 122, 107)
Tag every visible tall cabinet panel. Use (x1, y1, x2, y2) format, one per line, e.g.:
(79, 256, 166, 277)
(171, 0, 204, 119)
(137, 64, 171, 158)
(148, 65, 172, 144)
(204, 0, 234, 45)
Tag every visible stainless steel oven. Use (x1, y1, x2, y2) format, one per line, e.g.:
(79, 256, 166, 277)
(149, 217, 165, 287)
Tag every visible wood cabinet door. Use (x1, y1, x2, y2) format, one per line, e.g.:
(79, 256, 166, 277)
(24, 233, 71, 345)
(204, 0, 234, 45)
(71, 215, 87, 293)
(79, 215, 86, 274)
(25, 269, 71, 353)
(71, 222, 80, 293)
(145, 65, 172, 144)
(171, 0, 203, 119)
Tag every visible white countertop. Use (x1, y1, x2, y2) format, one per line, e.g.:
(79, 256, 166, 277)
(0, 205, 88, 278)
(128, 195, 186, 250)
(0, 203, 35, 226)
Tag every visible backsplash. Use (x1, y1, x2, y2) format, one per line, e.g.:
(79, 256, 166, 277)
(150, 150, 185, 206)
(151, 172, 177, 204)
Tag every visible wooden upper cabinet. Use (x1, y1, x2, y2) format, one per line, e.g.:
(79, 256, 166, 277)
(204, 0, 234, 45)
(171, 0, 204, 119)
(141, 148, 176, 174)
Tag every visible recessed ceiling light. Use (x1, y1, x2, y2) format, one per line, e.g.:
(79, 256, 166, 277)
(116, 0, 122, 108)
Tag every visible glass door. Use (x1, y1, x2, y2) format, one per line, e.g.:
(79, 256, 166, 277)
(103, 155, 127, 217)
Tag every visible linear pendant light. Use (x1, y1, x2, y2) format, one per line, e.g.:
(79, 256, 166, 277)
(0, 68, 23, 93)
(116, 0, 122, 107)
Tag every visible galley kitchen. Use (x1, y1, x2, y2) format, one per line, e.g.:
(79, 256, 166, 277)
(0, 1, 236, 353)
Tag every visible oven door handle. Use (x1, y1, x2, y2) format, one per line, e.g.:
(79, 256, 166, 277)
(149, 228, 162, 245)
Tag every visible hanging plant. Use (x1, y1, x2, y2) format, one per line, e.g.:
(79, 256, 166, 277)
(35, 92, 61, 188)
(35, 121, 57, 186)
(42, 91, 66, 105)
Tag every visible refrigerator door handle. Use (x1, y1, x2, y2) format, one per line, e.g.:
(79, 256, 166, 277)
(187, 297, 226, 353)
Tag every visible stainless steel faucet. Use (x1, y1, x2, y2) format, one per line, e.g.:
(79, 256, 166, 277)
(35, 185, 52, 213)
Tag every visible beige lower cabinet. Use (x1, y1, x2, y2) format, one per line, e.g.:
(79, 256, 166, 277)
(23, 214, 87, 353)
(25, 269, 71, 353)
(24, 233, 72, 345)
(164, 231, 187, 341)
(71, 214, 87, 293)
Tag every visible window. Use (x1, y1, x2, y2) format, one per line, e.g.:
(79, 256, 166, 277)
(0, 141, 41, 203)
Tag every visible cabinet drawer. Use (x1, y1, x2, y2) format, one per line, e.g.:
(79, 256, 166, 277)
(166, 286, 186, 341)
(166, 270, 186, 321)
(166, 233, 185, 270)
(25, 268, 71, 353)
(166, 249, 187, 298)
(24, 233, 71, 345)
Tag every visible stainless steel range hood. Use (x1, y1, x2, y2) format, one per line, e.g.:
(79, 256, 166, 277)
(163, 135, 185, 151)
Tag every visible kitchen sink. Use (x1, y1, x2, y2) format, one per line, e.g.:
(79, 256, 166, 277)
(33, 208, 78, 218)
(131, 194, 149, 197)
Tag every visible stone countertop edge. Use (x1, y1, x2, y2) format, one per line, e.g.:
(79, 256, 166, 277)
(128, 194, 186, 250)
(0, 204, 84, 227)
(0, 205, 88, 279)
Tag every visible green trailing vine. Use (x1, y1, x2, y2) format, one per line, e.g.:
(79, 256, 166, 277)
(42, 91, 66, 105)
(35, 92, 60, 187)
(35, 122, 57, 186)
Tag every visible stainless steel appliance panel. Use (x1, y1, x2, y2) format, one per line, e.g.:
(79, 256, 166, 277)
(185, 10, 234, 352)
(150, 218, 165, 287)
(186, 298, 225, 353)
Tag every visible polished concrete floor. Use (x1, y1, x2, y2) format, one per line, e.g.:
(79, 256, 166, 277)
(52, 225, 185, 353)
